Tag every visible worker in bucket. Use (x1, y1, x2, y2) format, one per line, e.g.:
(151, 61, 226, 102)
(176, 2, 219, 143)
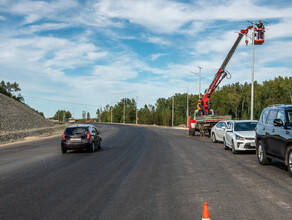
(256, 20, 265, 39)
(197, 99, 205, 116)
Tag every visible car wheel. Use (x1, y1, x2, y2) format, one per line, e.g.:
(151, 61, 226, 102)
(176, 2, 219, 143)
(223, 138, 228, 150)
(231, 141, 237, 154)
(98, 140, 101, 150)
(256, 140, 271, 165)
(91, 142, 95, 152)
(286, 147, 292, 176)
(212, 133, 217, 143)
(61, 145, 67, 154)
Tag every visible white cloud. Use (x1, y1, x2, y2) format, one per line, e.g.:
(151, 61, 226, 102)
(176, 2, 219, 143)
(150, 53, 166, 61)
(0, 15, 5, 20)
(1, 0, 292, 118)
(93, 0, 292, 34)
(9, 0, 78, 24)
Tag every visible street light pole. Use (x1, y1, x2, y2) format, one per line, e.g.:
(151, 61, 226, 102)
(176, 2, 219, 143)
(197, 66, 202, 97)
(172, 93, 174, 127)
(251, 23, 255, 120)
(191, 66, 203, 97)
(186, 86, 189, 127)
(111, 106, 112, 123)
(123, 99, 125, 124)
(136, 96, 138, 125)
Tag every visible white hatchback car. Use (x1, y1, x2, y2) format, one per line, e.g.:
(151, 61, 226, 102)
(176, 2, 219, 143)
(223, 120, 258, 154)
(211, 120, 232, 143)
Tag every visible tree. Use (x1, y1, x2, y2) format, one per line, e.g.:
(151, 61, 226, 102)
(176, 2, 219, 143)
(82, 111, 86, 121)
(0, 80, 24, 102)
(53, 110, 72, 122)
(87, 112, 91, 121)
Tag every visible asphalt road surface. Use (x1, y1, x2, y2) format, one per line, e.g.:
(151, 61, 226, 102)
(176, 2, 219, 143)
(0, 123, 291, 220)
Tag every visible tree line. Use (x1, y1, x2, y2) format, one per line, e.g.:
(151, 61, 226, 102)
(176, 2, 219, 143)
(96, 76, 292, 126)
(2, 76, 291, 125)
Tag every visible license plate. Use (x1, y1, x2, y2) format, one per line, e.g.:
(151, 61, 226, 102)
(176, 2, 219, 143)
(250, 143, 255, 147)
(70, 138, 81, 142)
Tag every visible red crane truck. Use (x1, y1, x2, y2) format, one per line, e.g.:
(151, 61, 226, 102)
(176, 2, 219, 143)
(189, 22, 265, 137)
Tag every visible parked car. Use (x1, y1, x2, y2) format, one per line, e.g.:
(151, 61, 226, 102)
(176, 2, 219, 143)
(256, 104, 292, 176)
(211, 120, 232, 143)
(61, 124, 102, 154)
(223, 120, 258, 153)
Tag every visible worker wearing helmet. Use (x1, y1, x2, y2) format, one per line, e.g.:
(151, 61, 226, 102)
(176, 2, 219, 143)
(197, 99, 205, 116)
(256, 20, 265, 40)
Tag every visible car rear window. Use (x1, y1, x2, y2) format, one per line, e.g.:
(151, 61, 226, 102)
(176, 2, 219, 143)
(65, 127, 88, 135)
(234, 122, 258, 131)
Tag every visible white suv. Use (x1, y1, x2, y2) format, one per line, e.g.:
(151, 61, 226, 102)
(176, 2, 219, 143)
(223, 120, 258, 154)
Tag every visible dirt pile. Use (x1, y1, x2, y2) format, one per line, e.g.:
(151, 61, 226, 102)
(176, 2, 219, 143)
(0, 93, 54, 133)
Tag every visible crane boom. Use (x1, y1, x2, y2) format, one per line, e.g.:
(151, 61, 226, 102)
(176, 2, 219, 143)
(201, 25, 254, 115)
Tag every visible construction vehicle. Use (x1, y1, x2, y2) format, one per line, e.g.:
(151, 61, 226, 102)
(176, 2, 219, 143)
(189, 21, 265, 137)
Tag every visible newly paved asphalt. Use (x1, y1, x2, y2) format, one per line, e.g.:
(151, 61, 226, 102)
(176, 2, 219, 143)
(0, 123, 291, 220)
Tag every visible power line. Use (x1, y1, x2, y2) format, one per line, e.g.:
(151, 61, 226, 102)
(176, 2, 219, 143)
(24, 95, 102, 107)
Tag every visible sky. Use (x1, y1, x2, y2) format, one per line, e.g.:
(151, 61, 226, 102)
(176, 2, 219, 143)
(0, 0, 292, 118)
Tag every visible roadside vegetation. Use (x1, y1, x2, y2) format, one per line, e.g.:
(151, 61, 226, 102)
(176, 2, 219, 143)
(2, 76, 291, 126)
(97, 76, 292, 126)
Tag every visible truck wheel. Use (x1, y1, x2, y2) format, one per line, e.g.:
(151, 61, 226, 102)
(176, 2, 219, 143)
(286, 147, 292, 176)
(256, 140, 271, 165)
(212, 133, 217, 143)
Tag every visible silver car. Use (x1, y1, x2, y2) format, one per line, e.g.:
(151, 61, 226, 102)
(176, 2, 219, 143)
(211, 120, 232, 143)
(223, 120, 258, 154)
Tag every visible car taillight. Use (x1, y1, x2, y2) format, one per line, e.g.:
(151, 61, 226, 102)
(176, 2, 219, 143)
(62, 132, 66, 140)
(86, 131, 91, 139)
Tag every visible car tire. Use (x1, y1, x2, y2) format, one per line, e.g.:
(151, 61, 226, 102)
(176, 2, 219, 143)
(223, 138, 228, 150)
(231, 141, 237, 154)
(61, 145, 67, 154)
(286, 147, 292, 176)
(256, 140, 271, 165)
(91, 142, 95, 152)
(212, 133, 217, 143)
(98, 140, 101, 150)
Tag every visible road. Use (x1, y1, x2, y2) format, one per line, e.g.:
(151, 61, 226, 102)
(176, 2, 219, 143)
(0, 123, 291, 220)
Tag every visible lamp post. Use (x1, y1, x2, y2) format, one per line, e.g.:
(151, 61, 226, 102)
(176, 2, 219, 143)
(191, 66, 203, 97)
(123, 99, 125, 124)
(251, 22, 255, 120)
(186, 86, 189, 127)
(172, 92, 174, 127)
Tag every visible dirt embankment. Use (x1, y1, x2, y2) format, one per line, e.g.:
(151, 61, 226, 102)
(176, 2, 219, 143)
(0, 93, 66, 144)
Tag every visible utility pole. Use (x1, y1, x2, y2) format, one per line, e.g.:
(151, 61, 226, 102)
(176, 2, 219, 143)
(197, 66, 202, 97)
(123, 98, 125, 124)
(187, 86, 189, 127)
(251, 22, 255, 120)
(111, 106, 112, 123)
(136, 96, 138, 124)
(191, 66, 203, 96)
(172, 93, 174, 127)
(99, 108, 102, 122)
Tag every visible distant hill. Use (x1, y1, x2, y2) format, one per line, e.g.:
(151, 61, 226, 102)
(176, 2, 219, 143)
(0, 93, 54, 133)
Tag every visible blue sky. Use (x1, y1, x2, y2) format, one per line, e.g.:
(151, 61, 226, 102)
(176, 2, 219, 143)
(1, 0, 292, 118)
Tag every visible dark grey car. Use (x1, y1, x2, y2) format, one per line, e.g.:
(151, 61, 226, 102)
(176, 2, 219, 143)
(256, 104, 292, 176)
(61, 124, 102, 154)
